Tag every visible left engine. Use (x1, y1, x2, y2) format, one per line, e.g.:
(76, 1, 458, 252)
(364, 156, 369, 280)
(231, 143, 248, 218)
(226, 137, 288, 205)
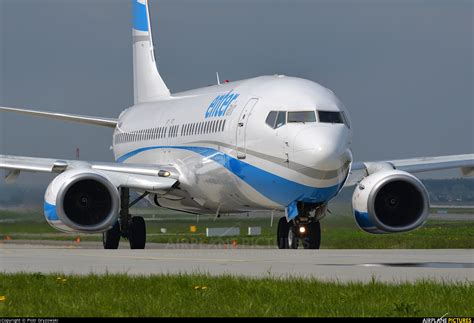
(44, 169, 120, 233)
(352, 170, 430, 234)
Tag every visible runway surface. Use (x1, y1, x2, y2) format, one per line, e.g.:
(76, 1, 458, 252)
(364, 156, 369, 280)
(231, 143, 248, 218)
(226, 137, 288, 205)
(1, 244, 473, 283)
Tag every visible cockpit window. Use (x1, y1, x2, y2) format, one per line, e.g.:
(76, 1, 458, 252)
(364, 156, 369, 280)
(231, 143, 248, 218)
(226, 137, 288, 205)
(288, 111, 316, 123)
(265, 111, 286, 129)
(275, 111, 286, 128)
(265, 111, 277, 128)
(318, 111, 344, 124)
(341, 111, 351, 129)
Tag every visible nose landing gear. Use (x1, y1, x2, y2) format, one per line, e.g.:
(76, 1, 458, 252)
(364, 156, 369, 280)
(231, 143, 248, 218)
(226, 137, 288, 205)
(277, 218, 321, 249)
(277, 218, 299, 249)
(276, 203, 324, 250)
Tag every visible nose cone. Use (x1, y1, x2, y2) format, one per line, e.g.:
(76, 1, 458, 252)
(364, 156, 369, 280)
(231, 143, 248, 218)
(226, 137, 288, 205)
(293, 125, 351, 170)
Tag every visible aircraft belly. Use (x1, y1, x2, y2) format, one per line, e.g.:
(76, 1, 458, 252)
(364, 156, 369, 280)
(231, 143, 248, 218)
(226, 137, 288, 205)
(122, 147, 280, 213)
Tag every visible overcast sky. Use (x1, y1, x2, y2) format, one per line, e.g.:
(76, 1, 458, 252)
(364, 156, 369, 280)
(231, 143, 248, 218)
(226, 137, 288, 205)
(0, 0, 473, 187)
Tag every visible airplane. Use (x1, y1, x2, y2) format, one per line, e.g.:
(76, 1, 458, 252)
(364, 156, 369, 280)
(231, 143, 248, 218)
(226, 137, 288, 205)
(1, 0, 473, 250)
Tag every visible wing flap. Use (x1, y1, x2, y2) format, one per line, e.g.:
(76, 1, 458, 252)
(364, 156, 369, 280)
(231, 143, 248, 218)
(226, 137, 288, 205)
(0, 155, 60, 173)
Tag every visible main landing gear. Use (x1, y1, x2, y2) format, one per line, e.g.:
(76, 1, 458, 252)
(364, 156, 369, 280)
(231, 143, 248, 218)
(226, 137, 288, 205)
(277, 203, 325, 249)
(103, 188, 148, 249)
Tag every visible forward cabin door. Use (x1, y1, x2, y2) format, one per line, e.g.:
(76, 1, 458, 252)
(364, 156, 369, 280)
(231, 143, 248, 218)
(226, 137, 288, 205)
(236, 98, 258, 159)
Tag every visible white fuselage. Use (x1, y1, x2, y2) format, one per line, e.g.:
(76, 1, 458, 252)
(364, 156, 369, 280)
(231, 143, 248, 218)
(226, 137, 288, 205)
(113, 75, 353, 215)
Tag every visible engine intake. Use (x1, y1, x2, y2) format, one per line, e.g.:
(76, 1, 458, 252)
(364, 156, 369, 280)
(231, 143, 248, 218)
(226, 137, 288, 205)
(352, 170, 429, 234)
(44, 169, 120, 233)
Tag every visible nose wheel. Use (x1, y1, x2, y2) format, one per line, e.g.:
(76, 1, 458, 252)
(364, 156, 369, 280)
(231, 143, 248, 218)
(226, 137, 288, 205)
(277, 217, 299, 249)
(277, 217, 321, 250)
(302, 221, 321, 249)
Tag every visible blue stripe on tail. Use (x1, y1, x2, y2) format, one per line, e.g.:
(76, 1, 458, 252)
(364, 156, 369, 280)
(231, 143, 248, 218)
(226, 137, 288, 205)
(133, 0, 149, 32)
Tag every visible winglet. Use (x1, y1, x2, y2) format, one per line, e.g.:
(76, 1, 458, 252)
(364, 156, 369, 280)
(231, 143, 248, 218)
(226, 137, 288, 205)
(132, 0, 170, 104)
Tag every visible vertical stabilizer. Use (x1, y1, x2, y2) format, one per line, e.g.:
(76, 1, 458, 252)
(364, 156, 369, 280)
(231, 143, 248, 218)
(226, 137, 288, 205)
(132, 0, 170, 104)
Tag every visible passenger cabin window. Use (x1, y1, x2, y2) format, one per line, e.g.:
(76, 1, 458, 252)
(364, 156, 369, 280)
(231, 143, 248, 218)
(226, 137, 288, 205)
(288, 111, 316, 123)
(318, 111, 344, 124)
(113, 118, 229, 143)
(265, 111, 286, 129)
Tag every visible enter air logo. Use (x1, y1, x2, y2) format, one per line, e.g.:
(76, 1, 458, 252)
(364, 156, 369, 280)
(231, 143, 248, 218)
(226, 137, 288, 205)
(205, 92, 240, 118)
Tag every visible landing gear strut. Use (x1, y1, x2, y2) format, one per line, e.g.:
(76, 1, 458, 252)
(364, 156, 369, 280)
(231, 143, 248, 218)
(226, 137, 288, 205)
(102, 188, 148, 249)
(277, 218, 321, 249)
(276, 203, 323, 250)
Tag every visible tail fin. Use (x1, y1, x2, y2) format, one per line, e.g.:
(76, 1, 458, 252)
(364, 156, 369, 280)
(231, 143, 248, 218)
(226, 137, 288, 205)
(132, 0, 170, 104)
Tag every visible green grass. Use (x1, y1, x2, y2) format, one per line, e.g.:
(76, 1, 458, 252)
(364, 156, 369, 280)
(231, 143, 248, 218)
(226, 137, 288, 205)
(1, 209, 473, 248)
(0, 273, 472, 317)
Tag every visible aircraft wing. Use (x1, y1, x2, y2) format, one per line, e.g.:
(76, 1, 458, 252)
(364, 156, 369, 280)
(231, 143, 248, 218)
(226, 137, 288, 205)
(0, 106, 118, 128)
(0, 154, 178, 191)
(345, 154, 474, 187)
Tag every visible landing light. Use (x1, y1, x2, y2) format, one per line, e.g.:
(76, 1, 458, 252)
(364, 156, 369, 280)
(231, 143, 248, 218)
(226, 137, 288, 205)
(299, 226, 306, 234)
(158, 170, 171, 177)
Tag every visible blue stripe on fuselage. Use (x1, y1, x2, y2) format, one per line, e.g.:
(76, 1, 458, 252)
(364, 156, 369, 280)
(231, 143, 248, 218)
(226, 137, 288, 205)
(132, 0, 148, 32)
(117, 145, 342, 206)
(44, 201, 59, 221)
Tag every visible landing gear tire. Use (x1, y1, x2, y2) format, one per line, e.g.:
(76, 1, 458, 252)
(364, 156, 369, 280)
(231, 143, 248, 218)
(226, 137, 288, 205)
(288, 226, 299, 249)
(277, 217, 289, 249)
(103, 221, 120, 249)
(303, 221, 321, 249)
(277, 217, 298, 249)
(129, 216, 146, 249)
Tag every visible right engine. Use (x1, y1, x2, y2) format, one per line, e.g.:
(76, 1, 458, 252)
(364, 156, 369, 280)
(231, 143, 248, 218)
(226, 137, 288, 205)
(44, 169, 120, 233)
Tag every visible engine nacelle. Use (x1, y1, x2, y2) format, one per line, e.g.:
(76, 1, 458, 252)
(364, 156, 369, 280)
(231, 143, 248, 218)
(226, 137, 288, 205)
(44, 169, 120, 233)
(352, 170, 429, 234)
